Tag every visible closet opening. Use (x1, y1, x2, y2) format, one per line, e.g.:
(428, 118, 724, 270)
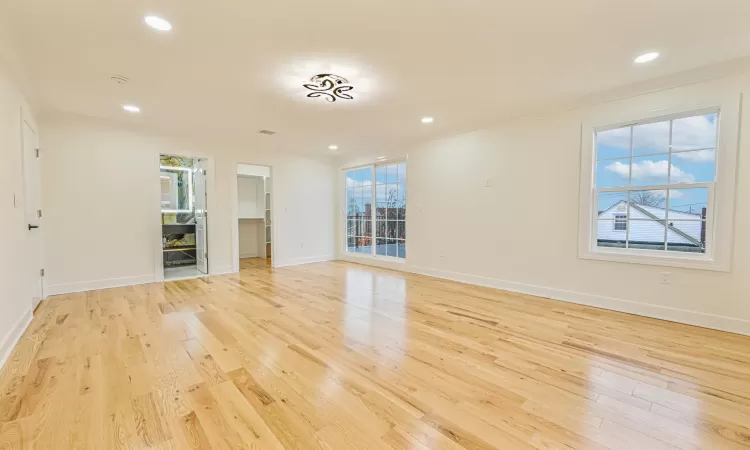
(160, 154, 209, 281)
(236, 163, 272, 270)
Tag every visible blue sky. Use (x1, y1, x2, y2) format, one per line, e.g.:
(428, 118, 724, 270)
(596, 113, 715, 213)
(346, 163, 407, 210)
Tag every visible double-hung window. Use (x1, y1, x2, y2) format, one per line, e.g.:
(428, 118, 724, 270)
(345, 161, 406, 259)
(613, 214, 627, 231)
(579, 96, 740, 271)
(595, 110, 716, 254)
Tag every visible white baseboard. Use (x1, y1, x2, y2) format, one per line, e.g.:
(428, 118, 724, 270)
(239, 253, 258, 259)
(0, 309, 33, 371)
(339, 254, 406, 271)
(47, 266, 238, 296)
(47, 274, 156, 296)
(210, 264, 235, 276)
(275, 255, 334, 268)
(336, 257, 750, 336)
(409, 265, 750, 337)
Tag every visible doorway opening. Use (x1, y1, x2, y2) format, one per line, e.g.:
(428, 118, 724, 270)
(236, 163, 272, 269)
(160, 154, 209, 281)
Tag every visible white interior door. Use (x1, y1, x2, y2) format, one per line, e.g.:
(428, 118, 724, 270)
(194, 161, 208, 274)
(22, 121, 43, 309)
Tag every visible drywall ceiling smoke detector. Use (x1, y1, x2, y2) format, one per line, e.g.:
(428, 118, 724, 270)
(258, 130, 276, 135)
(111, 75, 130, 85)
(303, 74, 354, 102)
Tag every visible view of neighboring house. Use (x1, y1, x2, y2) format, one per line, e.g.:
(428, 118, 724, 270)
(598, 200, 706, 252)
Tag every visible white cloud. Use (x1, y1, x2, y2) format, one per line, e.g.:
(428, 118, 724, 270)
(603, 161, 629, 177)
(605, 160, 695, 183)
(597, 127, 630, 150)
(597, 113, 716, 153)
(672, 149, 715, 163)
(672, 115, 717, 150)
(669, 190, 686, 199)
(633, 121, 669, 152)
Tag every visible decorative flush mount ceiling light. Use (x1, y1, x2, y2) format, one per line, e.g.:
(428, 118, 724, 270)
(144, 15, 172, 32)
(421, 117, 435, 124)
(122, 104, 141, 113)
(634, 52, 659, 64)
(278, 60, 376, 105)
(303, 74, 354, 103)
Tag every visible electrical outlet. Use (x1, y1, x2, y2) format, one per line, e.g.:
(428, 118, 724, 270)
(660, 272, 671, 284)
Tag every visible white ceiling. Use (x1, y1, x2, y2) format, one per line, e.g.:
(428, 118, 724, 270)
(5, 0, 750, 156)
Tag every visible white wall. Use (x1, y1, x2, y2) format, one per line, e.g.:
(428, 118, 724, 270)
(238, 220, 262, 258)
(337, 72, 750, 336)
(237, 176, 264, 219)
(0, 58, 36, 365)
(40, 114, 336, 294)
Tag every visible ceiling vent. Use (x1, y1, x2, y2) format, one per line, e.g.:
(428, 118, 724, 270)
(110, 75, 130, 85)
(258, 130, 276, 135)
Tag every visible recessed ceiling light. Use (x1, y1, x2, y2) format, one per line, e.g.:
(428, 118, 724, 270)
(144, 15, 172, 32)
(634, 52, 659, 64)
(376, 156, 387, 160)
(122, 104, 141, 113)
(328, 145, 339, 150)
(421, 117, 435, 124)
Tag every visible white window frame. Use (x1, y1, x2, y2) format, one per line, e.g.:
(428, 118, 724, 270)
(578, 93, 740, 272)
(343, 159, 407, 262)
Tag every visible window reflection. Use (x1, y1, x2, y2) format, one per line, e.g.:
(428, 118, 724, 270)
(344, 268, 407, 360)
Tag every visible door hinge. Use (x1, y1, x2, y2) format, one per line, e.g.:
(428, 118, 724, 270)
(40, 268, 45, 277)
(37, 209, 42, 219)
(34, 148, 40, 158)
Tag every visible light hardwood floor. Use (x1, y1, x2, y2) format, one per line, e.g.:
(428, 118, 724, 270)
(1, 258, 749, 449)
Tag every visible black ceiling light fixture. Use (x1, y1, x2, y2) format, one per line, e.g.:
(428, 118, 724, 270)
(303, 74, 354, 103)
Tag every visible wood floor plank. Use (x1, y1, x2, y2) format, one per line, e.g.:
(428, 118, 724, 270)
(171, 411, 214, 450)
(0, 257, 749, 449)
(132, 391, 172, 447)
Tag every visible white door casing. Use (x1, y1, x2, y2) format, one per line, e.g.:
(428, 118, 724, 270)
(194, 160, 208, 274)
(22, 120, 43, 309)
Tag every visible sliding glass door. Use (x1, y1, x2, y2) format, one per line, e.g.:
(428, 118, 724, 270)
(346, 161, 406, 259)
